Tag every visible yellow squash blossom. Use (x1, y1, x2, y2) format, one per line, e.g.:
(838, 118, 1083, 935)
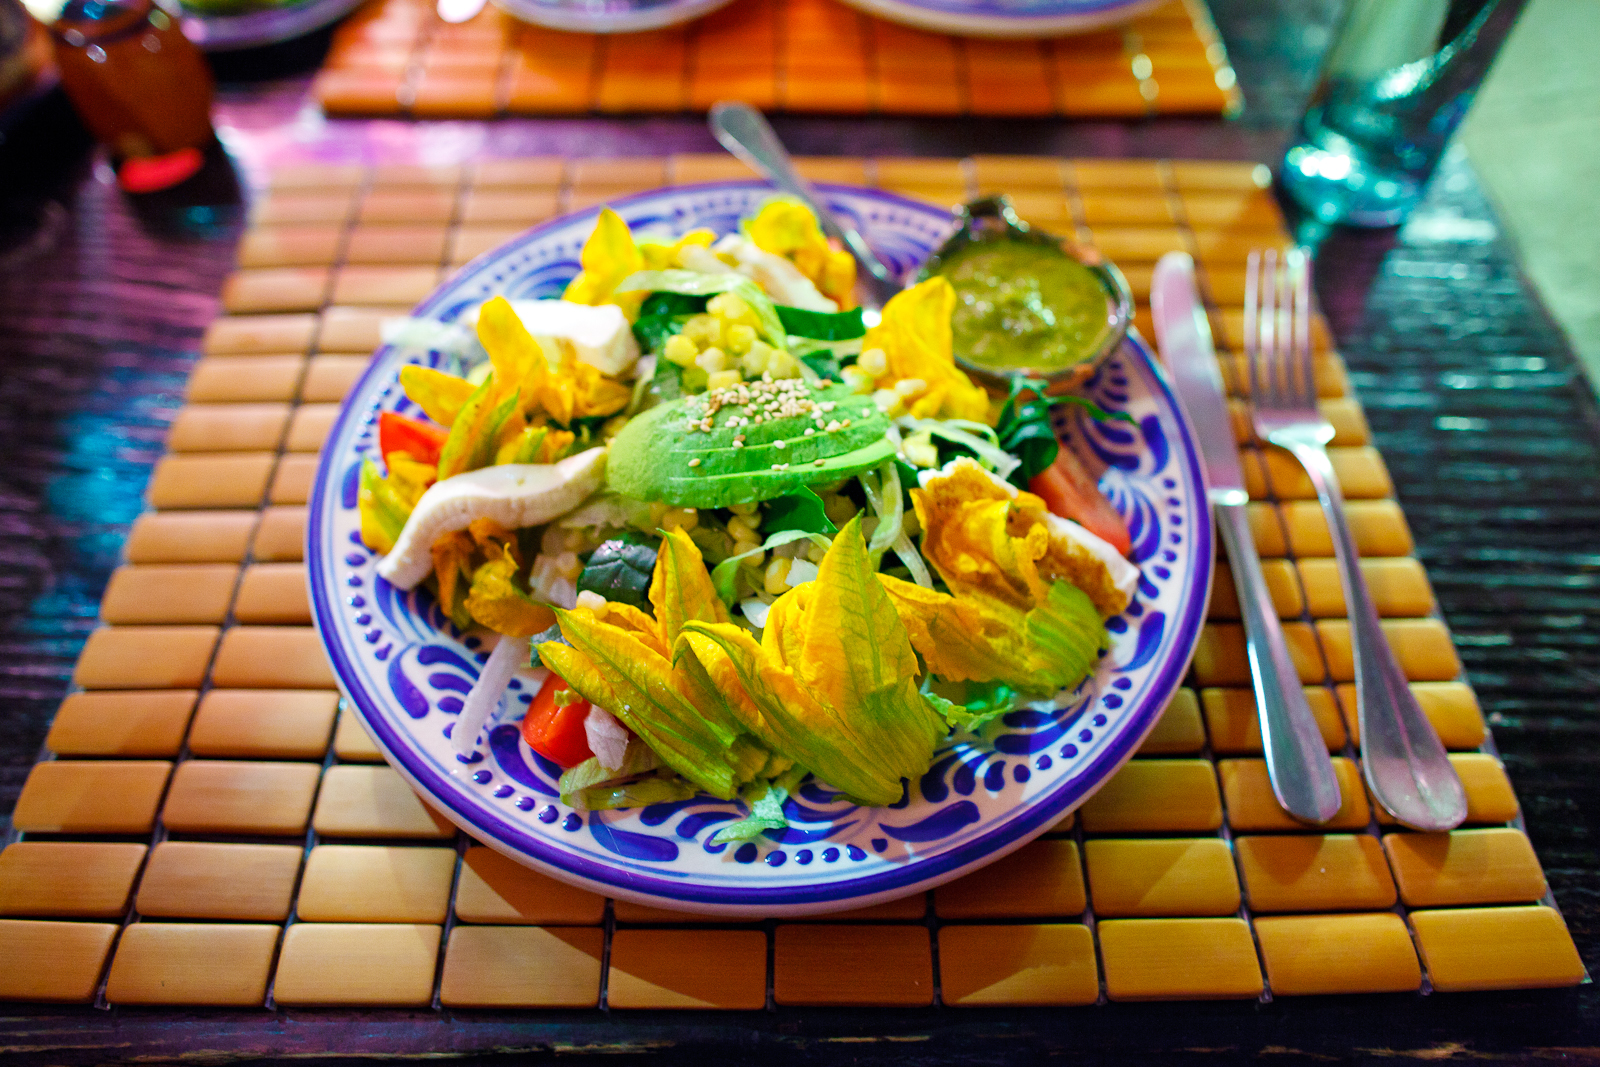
(538, 530, 769, 801)
(862, 278, 990, 423)
(680, 516, 946, 807)
(879, 459, 1118, 699)
(464, 546, 557, 638)
(745, 199, 857, 309)
(639, 228, 717, 270)
(358, 453, 436, 554)
(912, 458, 1132, 618)
(477, 296, 631, 426)
(398, 365, 475, 427)
(562, 207, 646, 317)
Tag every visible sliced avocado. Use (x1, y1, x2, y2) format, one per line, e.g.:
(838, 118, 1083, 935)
(608, 380, 895, 508)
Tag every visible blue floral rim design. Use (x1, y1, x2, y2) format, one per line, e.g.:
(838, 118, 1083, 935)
(307, 180, 1214, 913)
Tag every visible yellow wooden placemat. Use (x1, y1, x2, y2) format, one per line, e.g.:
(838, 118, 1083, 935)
(313, 0, 1239, 119)
(0, 155, 1584, 1009)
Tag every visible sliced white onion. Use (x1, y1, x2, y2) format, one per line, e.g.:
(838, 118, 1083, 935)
(452, 634, 530, 758)
(585, 705, 630, 771)
(739, 597, 772, 629)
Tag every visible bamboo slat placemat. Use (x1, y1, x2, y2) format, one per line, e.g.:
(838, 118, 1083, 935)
(312, 0, 1239, 119)
(0, 155, 1583, 1010)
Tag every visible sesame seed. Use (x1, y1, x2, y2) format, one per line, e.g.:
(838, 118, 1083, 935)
(773, 439, 786, 450)
(688, 458, 702, 468)
(813, 459, 825, 467)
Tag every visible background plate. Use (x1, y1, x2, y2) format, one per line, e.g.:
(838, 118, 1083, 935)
(831, 0, 1166, 39)
(307, 180, 1213, 917)
(489, 0, 737, 34)
(178, 0, 367, 51)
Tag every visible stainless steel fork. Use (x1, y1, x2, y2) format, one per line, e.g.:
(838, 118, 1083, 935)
(1246, 248, 1467, 832)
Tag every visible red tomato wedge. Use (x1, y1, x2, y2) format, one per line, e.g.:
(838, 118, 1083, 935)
(1029, 449, 1133, 558)
(378, 411, 449, 466)
(521, 672, 594, 768)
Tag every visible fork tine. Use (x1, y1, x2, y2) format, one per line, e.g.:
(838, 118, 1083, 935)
(1292, 247, 1314, 410)
(1244, 250, 1261, 401)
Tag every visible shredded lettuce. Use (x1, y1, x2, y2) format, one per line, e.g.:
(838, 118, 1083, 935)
(859, 460, 932, 588)
(711, 529, 833, 605)
(710, 782, 790, 845)
(614, 270, 788, 350)
(558, 744, 665, 807)
(895, 416, 1021, 482)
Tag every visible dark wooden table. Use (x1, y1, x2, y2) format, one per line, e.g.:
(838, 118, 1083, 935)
(2, 2, 1599, 1062)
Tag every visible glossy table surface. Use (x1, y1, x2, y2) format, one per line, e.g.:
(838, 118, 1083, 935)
(1, 1, 1599, 1062)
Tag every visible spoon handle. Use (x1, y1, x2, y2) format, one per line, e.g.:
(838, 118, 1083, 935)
(707, 101, 901, 306)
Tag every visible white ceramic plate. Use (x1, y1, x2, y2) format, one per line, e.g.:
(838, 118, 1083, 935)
(308, 180, 1213, 917)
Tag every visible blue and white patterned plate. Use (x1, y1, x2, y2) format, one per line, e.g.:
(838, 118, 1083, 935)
(832, 0, 1164, 39)
(307, 181, 1213, 917)
(490, 0, 737, 34)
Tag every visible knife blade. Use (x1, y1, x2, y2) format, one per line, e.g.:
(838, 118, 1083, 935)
(1151, 252, 1342, 826)
(1150, 254, 1246, 502)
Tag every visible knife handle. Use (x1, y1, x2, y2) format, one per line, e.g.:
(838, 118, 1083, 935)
(1215, 500, 1342, 824)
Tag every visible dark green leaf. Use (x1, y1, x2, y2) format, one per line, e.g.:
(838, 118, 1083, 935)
(762, 487, 837, 535)
(1001, 420, 1061, 488)
(776, 304, 866, 341)
(640, 291, 709, 318)
(576, 531, 661, 609)
(632, 315, 683, 354)
(650, 353, 685, 401)
(799, 350, 843, 382)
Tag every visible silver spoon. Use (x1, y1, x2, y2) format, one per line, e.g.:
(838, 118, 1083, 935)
(708, 101, 903, 312)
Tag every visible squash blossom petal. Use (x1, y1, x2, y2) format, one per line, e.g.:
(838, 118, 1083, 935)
(912, 458, 1135, 619)
(538, 529, 768, 801)
(562, 207, 646, 318)
(464, 546, 557, 638)
(745, 199, 857, 310)
(679, 516, 946, 807)
(862, 277, 991, 423)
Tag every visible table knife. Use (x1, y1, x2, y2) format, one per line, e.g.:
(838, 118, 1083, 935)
(1151, 252, 1342, 825)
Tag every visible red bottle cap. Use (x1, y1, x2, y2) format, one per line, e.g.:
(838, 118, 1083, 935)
(118, 146, 203, 193)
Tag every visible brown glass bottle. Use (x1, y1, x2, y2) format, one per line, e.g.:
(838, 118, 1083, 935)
(51, 0, 214, 164)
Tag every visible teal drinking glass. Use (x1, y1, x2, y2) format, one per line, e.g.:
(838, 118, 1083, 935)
(1282, 0, 1528, 227)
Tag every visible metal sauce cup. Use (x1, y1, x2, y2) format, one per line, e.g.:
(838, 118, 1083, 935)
(917, 195, 1133, 395)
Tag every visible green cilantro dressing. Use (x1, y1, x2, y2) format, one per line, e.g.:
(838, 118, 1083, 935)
(937, 240, 1111, 373)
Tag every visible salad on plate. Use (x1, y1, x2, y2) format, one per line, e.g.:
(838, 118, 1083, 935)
(358, 198, 1141, 845)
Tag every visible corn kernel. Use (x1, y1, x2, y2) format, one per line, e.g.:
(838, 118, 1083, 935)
(707, 369, 742, 391)
(738, 340, 771, 377)
(708, 292, 756, 327)
(822, 493, 859, 526)
(841, 366, 875, 394)
(683, 314, 722, 347)
(857, 347, 888, 377)
(764, 557, 791, 595)
(739, 549, 765, 569)
(663, 333, 699, 367)
(727, 515, 759, 541)
(661, 507, 699, 532)
(728, 501, 760, 519)
(903, 430, 939, 468)
(873, 389, 906, 416)
(804, 541, 827, 564)
(767, 351, 803, 379)
(681, 366, 709, 391)
(725, 323, 757, 356)
(695, 347, 729, 373)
